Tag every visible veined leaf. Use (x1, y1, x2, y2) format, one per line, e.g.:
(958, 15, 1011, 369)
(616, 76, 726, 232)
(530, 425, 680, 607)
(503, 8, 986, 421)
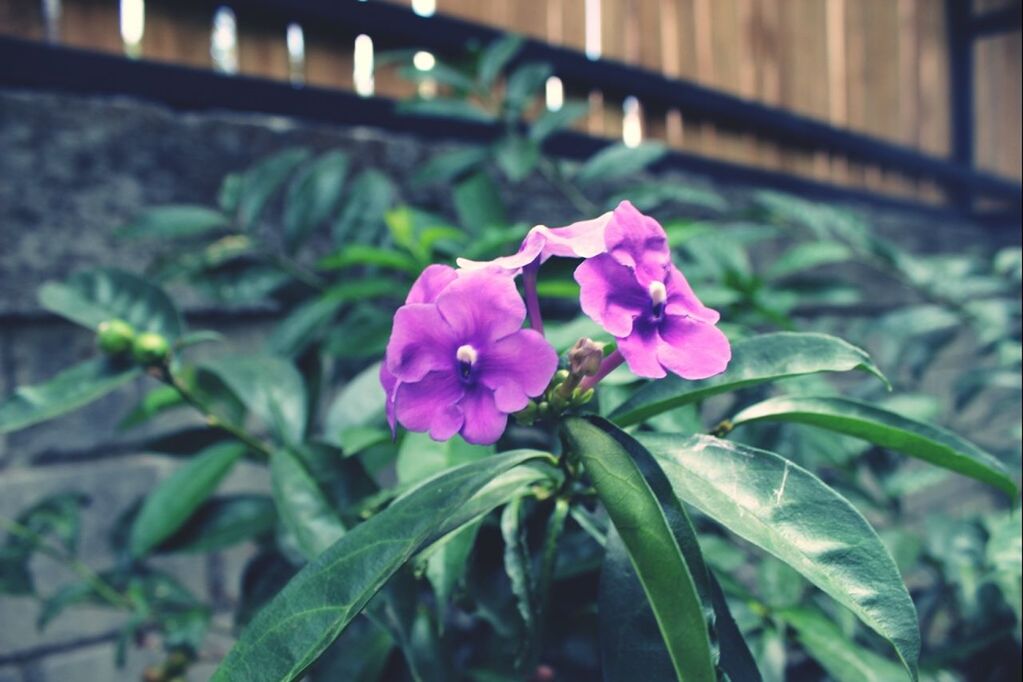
(562, 417, 717, 682)
(318, 245, 421, 275)
(730, 396, 1017, 496)
(237, 147, 311, 229)
(119, 385, 186, 430)
(117, 205, 229, 240)
(157, 495, 276, 554)
(211, 450, 557, 682)
(767, 241, 853, 280)
(612, 333, 889, 427)
(332, 170, 395, 247)
(575, 142, 666, 186)
(39, 268, 184, 339)
(323, 362, 387, 451)
(478, 34, 524, 88)
(284, 150, 349, 251)
(637, 433, 920, 679)
(271, 449, 346, 560)
(0, 358, 140, 434)
(200, 355, 307, 446)
(129, 442, 247, 558)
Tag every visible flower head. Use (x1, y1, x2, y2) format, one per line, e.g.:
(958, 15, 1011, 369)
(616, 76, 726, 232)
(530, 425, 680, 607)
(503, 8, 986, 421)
(382, 265, 558, 444)
(456, 213, 612, 274)
(574, 201, 730, 380)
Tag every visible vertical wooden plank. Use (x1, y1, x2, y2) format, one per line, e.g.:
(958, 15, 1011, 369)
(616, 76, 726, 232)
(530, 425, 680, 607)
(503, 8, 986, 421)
(60, 0, 121, 54)
(751, 0, 783, 172)
(145, 2, 211, 69)
(237, 14, 289, 82)
(600, 0, 627, 140)
(635, 0, 666, 142)
(303, 28, 354, 92)
(0, 0, 44, 40)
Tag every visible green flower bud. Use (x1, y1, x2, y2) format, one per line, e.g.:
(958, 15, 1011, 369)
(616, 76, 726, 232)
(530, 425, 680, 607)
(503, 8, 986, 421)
(96, 319, 136, 355)
(132, 332, 171, 366)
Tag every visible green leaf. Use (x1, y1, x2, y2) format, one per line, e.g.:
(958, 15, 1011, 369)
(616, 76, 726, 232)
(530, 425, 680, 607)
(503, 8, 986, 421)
(271, 449, 346, 560)
(396, 431, 492, 485)
(494, 134, 540, 182)
(399, 62, 477, 93)
(284, 150, 349, 251)
(413, 146, 490, 187)
(780, 607, 907, 682)
(637, 433, 920, 679)
(767, 241, 854, 280)
(318, 245, 422, 275)
(324, 362, 387, 451)
(730, 396, 1017, 496)
(421, 519, 482, 626)
(39, 268, 184, 339)
(562, 417, 717, 682)
(501, 496, 535, 643)
(211, 450, 557, 682)
(611, 332, 889, 427)
(503, 62, 553, 115)
(575, 142, 667, 186)
(530, 101, 589, 142)
(37, 581, 104, 630)
(397, 98, 496, 123)
(200, 355, 308, 446)
(129, 442, 246, 558)
(157, 495, 277, 553)
(332, 170, 395, 246)
(453, 171, 506, 231)
(267, 297, 345, 357)
(119, 385, 185, 430)
(117, 205, 229, 240)
(478, 34, 524, 88)
(238, 147, 312, 229)
(0, 358, 140, 434)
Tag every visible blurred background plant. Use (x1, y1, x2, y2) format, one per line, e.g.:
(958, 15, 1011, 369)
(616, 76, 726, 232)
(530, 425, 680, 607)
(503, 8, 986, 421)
(1, 33, 1020, 682)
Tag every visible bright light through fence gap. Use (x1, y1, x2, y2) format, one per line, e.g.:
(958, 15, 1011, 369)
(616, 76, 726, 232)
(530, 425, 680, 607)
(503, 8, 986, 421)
(120, 0, 145, 57)
(211, 6, 238, 74)
(545, 76, 564, 112)
(413, 50, 435, 71)
(585, 0, 601, 60)
(354, 34, 375, 97)
(286, 23, 305, 85)
(411, 0, 436, 17)
(42, 0, 61, 43)
(622, 96, 643, 147)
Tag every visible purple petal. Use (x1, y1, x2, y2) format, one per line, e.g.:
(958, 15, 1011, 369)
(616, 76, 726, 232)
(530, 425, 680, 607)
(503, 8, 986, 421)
(459, 387, 508, 445)
(456, 231, 544, 273)
(574, 254, 648, 337)
(395, 370, 465, 441)
(406, 264, 458, 304)
(436, 269, 526, 343)
(535, 212, 612, 259)
(478, 329, 559, 412)
(617, 317, 668, 379)
(604, 201, 671, 286)
(664, 265, 720, 324)
(379, 362, 399, 437)
(386, 304, 458, 382)
(656, 314, 731, 380)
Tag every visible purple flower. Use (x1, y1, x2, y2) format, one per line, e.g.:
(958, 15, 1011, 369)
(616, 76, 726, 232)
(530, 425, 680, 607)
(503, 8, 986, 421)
(456, 212, 612, 274)
(382, 265, 558, 445)
(574, 201, 730, 380)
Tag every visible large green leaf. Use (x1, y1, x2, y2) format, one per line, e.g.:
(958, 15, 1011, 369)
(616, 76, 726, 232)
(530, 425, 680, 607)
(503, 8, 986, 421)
(211, 450, 557, 681)
(611, 333, 888, 427)
(730, 396, 1017, 496)
(332, 170, 395, 246)
(478, 34, 523, 88)
(562, 418, 717, 682)
(38, 268, 184, 339)
(780, 607, 906, 682)
(200, 355, 307, 446)
(157, 495, 276, 554)
(271, 449, 346, 560)
(237, 147, 312, 229)
(323, 362, 387, 452)
(0, 358, 140, 434)
(117, 205, 229, 240)
(453, 171, 506, 232)
(575, 142, 667, 186)
(283, 150, 349, 251)
(637, 433, 919, 679)
(129, 442, 247, 558)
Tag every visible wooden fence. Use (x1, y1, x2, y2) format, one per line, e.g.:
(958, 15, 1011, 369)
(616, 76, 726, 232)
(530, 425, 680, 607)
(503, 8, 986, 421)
(1, 0, 1020, 204)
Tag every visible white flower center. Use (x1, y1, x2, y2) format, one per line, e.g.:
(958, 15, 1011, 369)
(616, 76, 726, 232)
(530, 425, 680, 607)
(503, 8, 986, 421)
(456, 344, 478, 366)
(648, 281, 667, 306)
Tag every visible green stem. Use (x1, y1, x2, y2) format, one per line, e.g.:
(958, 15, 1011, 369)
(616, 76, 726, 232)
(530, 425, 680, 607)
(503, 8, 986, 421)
(0, 516, 133, 612)
(160, 367, 274, 459)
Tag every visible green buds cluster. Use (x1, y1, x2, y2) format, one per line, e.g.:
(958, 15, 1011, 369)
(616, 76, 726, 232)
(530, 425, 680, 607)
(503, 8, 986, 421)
(95, 319, 170, 367)
(515, 366, 596, 426)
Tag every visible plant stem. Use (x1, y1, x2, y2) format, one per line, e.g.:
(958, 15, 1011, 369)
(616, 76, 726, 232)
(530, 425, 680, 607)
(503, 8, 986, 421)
(0, 516, 133, 612)
(537, 157, 598, 215)
(159, 367, 274, 459)
(578, 350, 625, 392)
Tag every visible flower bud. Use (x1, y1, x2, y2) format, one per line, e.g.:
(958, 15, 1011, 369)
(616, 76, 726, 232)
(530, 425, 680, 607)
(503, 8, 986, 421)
(132, 332, 171, 366)
(96, 319, 135, 355)
(569, 338, 604, 377)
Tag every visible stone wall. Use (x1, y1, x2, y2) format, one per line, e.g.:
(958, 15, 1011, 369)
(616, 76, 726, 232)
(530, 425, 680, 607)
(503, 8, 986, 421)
(0, 89, 1017, 681)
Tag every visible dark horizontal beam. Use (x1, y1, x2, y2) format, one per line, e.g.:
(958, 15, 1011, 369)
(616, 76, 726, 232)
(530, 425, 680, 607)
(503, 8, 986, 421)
(2, 36, 1018, 227)
(970, 3, 1022, 38)
(172, 0, 1021, 204)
